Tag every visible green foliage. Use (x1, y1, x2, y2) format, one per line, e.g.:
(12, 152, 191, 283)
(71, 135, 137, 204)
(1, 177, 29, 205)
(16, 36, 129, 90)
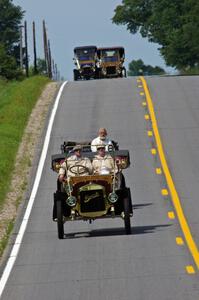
(0, 0, 24, 79)
(128, 59, 165, 76)
(29, 58, 47, 76)
(0, 43, 23, 79)
(112, 0, 199, 69)
(37, 58, 48, 75)
(179, 65, 199, 75)
(0, 76, 50, 208)
(0, 0, 24, 54)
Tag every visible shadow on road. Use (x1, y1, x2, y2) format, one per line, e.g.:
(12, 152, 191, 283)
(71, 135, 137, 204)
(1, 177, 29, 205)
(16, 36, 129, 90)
(64, 223, 171, 239)
(133, 203, 153, 209)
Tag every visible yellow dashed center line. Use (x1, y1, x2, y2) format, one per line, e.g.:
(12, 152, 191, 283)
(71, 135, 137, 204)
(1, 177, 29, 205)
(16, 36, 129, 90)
(147, 131, 153, 137)
(151, 148, 157, 155)
(142, 101, 147, 106)
(161, 189, 168, 196)
(176, 237, 184, 245)
(186, 265, 195, 274)
(156, 168, 162, 174)
(168, 211, 175, 219)
(140, 76, 199, 270)
(145, 114, 150, 120)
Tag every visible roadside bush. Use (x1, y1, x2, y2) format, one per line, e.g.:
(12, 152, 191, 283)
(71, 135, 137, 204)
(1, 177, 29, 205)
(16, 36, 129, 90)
(0, 44, 23, 80)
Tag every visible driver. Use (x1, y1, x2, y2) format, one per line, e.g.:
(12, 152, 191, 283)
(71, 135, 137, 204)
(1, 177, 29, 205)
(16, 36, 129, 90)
(58, 145, 93, 182)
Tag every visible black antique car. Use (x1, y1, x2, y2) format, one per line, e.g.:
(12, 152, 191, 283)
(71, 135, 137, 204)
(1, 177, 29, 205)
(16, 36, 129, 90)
(52, 141, 133, 239)
(73, 46, 98, 81)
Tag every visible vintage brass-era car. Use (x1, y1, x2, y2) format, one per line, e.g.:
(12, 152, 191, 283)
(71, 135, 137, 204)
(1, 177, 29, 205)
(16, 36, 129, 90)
(97, 47, 127, 78)
(52, 142, 132, 239)
(73, 46, 98, 81)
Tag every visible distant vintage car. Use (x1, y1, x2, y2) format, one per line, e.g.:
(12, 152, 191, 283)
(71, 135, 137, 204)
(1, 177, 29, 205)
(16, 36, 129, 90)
(73, 46, 98, 81)
(51, 141, 133, 239)
(97, 47, 127, 78)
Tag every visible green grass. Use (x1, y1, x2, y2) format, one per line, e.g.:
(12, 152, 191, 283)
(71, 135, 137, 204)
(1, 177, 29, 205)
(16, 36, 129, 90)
(0, 76, 50, 208)
(0, 220, 14, 257)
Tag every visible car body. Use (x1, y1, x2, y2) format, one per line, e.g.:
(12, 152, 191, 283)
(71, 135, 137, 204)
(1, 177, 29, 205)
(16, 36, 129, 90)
(52, 142, 133, 239)
(73, 46, 97, 81)
(97, 47, 126, 78)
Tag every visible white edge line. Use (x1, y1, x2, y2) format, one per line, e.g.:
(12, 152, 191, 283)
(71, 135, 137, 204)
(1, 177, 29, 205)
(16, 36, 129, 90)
(0, 81, 68, 297)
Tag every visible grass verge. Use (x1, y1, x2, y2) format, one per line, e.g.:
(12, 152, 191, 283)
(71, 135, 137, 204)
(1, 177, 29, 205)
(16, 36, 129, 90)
(0, 76, 50, 209)
(0, 220, 14, 257)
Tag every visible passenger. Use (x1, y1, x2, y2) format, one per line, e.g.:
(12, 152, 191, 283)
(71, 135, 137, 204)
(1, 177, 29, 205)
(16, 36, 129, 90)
(58, 145, 93, 182)
(91, 128, 113, 152)
(92, 144, 118, 175)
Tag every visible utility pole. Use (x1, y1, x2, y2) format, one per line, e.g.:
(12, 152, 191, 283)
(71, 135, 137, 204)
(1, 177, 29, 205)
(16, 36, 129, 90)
(33, 21, 37, 74)
(19, 25, 23, 69)
(55, 63, 58, 81)
(48, 40, 52, 79)
(52, 59, 55, 80)
(24, 20, 29, 77)
(43, 20, 49, 76)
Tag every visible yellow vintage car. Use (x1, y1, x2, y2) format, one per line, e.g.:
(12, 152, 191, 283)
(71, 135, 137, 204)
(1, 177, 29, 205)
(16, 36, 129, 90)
(51, 142, 133, 239)
(97, 47, 127, 78)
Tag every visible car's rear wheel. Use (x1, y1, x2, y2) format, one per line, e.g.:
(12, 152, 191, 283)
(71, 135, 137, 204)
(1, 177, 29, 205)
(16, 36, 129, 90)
(56, 200, 64, 239)
(124, 197, 131, 234)
(121, 67, 127, 78)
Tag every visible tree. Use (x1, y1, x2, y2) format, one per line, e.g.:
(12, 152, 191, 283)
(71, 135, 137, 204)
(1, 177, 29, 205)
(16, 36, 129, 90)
(29, 58, 47, 76)
(128, 59, 165, 76)
(37, 58, 47, 75)
(0, 0, 24, 79)
(112, 0, 199, 70)
(0, 43, 22, 79)
(0, 0, 24, 55)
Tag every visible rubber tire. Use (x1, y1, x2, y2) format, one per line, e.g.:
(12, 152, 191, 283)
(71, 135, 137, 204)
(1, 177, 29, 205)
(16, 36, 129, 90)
(124, 197, 131, 234)
(122, 67, 127, 78)
(73, 69, 78, 81)
(120, 173, 126, 189)
(56, 200, 64, 239)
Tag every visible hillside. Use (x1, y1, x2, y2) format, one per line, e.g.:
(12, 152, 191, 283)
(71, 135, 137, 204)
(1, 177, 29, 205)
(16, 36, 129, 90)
(0, 76, 59, 256)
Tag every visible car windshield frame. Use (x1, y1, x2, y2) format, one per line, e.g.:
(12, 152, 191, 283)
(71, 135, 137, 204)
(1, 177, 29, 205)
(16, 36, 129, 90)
(75, 49, 96, 61)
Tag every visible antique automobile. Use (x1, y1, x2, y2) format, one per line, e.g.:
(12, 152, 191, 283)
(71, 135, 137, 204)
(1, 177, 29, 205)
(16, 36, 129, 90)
(97, 47, 127, 78)
(73, 45, 98, 81)
(51, 142, 133, 239)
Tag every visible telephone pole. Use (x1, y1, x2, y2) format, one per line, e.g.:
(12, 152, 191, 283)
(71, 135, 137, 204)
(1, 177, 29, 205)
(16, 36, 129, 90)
(19, 25, 23, 69)
(33, 21, 38, 74)
(24, 21, 29, 77)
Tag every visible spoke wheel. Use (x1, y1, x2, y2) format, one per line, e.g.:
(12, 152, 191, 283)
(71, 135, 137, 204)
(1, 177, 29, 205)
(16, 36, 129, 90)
(124, 197, 131, 234)
(56, 200, 64, 239)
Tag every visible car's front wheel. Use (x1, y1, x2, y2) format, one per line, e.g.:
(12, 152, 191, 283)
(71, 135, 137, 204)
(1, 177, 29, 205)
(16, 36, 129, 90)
(56, 200, 64, 239)
(73, 69, 79, 81)
(123, 197, 131, 234)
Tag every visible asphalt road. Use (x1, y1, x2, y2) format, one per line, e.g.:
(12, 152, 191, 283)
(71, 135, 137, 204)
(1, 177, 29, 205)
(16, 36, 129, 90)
(1, 77, 199, 299)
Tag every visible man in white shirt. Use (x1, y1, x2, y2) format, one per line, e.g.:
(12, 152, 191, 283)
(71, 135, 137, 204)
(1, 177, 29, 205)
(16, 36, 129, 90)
(91, 128, 113, 152)
(58, 145, 93, 181)
(92, 144, 118, 175)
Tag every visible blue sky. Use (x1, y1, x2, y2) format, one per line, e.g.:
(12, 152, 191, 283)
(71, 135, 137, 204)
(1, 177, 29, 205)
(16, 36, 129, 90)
(13, 0, 174, 80)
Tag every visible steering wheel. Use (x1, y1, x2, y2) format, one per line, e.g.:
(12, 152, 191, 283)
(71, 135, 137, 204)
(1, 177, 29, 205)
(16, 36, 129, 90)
(68, 164, 89, 175)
